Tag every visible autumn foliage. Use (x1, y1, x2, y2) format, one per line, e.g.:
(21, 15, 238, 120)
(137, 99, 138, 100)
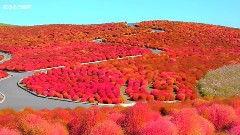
(0, 97, 240, 134)
(0, 70, 8, 80)
(0, 55, 3, 61)
(0, 20, 240, 134)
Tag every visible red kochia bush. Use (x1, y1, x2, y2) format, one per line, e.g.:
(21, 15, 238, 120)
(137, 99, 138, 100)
(17, 114, 68, 135)
(171, 108, 215, 135)
(123, 102, 161, 135)
(89, 120, 124, 135)
(51, 108, 74, 125)
(138, 117, 178, 135)
(2, 96, 240, 134)
(198, 117, 216, 135)
(68, 107, 107, 135)
(228, 120, 240, 135)
(0, 127, 21, 135)
(108, 112, 126, 125)
(197, 104, 237, 131)
(0, 55, 3, 61)
(228, 126, 240, 135)
(72, 95, 79, 101)
(0, 70, 8, 80)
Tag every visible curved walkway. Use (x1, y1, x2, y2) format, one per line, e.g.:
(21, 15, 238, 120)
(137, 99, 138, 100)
(0, 70, 93, 110)
(0, 51, 12, 64)
(0, 23, 165, 110)
(127, 23, 164, 32)
(93, 23, 164, 54)
(0, 54, 142, 110)
(127, 23, 164, 53)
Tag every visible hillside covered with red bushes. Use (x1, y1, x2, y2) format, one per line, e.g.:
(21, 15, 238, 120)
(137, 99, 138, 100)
(1, 96, 240, 134)
(0, 20, 239, 134)
(7, 21, 239, 103)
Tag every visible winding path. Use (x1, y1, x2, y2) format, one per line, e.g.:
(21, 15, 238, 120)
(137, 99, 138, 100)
(127, 23, 164, 33)
(127, 23, 164, 53)
(0, 51, 12, 64)
(0, 23, 164, 110)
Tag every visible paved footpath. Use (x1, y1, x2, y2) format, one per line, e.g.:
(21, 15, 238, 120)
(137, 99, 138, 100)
(0, 23, 164, 110)
(0, 71, 92, 110)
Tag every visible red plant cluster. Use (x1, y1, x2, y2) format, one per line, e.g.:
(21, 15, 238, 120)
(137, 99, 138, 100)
(0, 70, 8, 80)
(0, 23, 150, 71)
(102, 21, 240, 61)
(1, 96, 240, 135)
(124, 71, 198, 102)
(100, 48, 238, 102)
(125, 78, 153, 101)
(1, 20, 240, 101)
(1, 20, 240, 134)
(0, 55, 3, 61)
(0, 23, 142, 51)
(21, 66, 127, 104)
(135, 21, 240, 51)
(152, 72, 198, 101)
(21, 46, 240, 103)
(0, 42, 151, 71)
(0, 21, 239, 72)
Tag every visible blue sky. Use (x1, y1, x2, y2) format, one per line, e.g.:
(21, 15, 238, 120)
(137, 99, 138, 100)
(0, 0, 239, 28)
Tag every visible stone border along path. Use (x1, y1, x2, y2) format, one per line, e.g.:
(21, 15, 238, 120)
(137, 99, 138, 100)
(0, 92, 6, 103)
(0, 23, 170, 110)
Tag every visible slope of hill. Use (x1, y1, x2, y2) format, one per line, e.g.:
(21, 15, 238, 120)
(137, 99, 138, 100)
(0, 23, 14, 26)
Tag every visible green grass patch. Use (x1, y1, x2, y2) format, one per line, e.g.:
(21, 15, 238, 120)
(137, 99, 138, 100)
(0, 23, 14, 26)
